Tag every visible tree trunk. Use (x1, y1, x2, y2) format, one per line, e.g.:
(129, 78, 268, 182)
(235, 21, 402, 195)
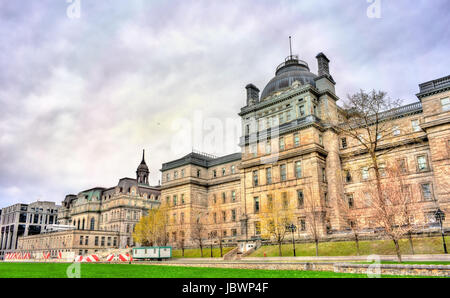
(408, 233, 415, 255)
(220, 242, 223, 257)
(200, 245, 203, 258)
(315, 239, 319, 256)
(354, 232, 360, 256)
(393, 239, 402, 263)
(278, 242, 282, 256)
(182, 247, 185, 257)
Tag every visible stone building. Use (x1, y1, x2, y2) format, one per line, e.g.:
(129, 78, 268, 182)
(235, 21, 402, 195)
(161, 52, 450, 247)
(0, 201, 60, 260)
(16, 151, 161, 256)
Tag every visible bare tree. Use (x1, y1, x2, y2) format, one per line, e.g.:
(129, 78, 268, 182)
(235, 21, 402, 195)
(366, 164, 415, 262)
(190, 210, 206, 257)
(176, 233, 186, 257)
(337, 193, 362, 255)
(333, 90, 402, 198)
(304, 193, 323, 257)
(258, 193, 293, 256)
(209, 202, 227, 257)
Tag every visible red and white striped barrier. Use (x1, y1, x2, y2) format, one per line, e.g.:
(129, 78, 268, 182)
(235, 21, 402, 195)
(106, 254, 115, 262)
(74, 255, 84, 262)
(85, 255, 100, 262)
(58, 251, 62, 259)
(43, 252, 51, 260)
(118, 253, 132, 262)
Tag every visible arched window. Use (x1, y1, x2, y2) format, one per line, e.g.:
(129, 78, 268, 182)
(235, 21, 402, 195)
(90, 218, 95, 230)
(82, 218, 85, 230)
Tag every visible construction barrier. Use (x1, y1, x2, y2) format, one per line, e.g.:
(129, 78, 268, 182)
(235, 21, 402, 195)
(85, 255, 100, 262)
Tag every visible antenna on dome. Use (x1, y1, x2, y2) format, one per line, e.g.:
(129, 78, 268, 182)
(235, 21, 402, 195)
(289, 36, 293, 57)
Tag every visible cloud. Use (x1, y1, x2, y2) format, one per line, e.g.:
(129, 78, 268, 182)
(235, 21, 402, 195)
(0, 0, 449, 207)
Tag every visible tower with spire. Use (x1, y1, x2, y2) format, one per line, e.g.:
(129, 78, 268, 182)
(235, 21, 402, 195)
(136, 149, 149, 185)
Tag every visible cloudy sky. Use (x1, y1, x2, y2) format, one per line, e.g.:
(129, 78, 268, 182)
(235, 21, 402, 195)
(0, 0, 449, 207)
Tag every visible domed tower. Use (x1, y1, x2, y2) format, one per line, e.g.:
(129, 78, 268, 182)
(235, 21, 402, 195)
(136, 149, 149, 185)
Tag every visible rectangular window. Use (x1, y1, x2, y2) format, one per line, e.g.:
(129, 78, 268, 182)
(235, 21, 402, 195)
(361, 167, 369, 180)
(174, 171, 178, 179)
(341, 137, 347, 149)
(254, 197, 260, 213)
(417, 155, 429, 172)
(85, 236, 89, 246)
(266, 194, 273, 211)
(173, 195, 178, 206)
(279, 137, 285, 151)
(411, 120, 421, 132)
(297, 190, 304, 208)
(344, 170, 352, 183)
(392, 126, 400, 136)
(298, 218, 306, 231)
(231, 165, 236, 174)
(222, 168, 226, 176)
(253, 170, 259, 186)
(213, 170, 217, 178)
(94, 236, 99, 246)
(295, 161, 302, 179)
(79, 236, 84, 245)
(266, 168, 272, 185)
(231, 209, 236, 222)
(181, 194, 185, 204)
(166, 173, 170, 182)
(222, 211, 226, 222)
(181, 169, 185, 178)
(398, 158, 408, 174)
(299, 105, 305, 116)
(282, 192, 288, 209)
(232, 229, 237, 237)
(441, 97, 450, 112)
(231, 190, 236, 202)
(197, 169, 201, 178)
(254, 221, 261, 235)
(421, 183, 433, 201)
(101, 237, 105, 246)
(280, 164, 287, 181)
(294, 133, 300, 147)
(347, 194, 354, 209)
(265, 140, 271, 154)
(222, 192, 226, 204)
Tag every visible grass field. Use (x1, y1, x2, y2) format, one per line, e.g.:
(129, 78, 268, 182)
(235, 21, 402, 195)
(0, 263, 384, 278)
(172, 247, 234, 258)
(249, 236, 450, 257)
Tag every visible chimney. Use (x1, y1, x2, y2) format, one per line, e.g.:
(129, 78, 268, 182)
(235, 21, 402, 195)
(245, 84, 260, 106)
(316, 52, 330, 77)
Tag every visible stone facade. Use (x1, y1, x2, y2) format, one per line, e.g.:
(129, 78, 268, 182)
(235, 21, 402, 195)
(16, 229, 119, 257)
(161, 53, 450, 247)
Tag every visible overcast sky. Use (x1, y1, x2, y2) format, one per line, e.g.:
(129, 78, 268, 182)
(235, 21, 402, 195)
(0, 0, 449, 207)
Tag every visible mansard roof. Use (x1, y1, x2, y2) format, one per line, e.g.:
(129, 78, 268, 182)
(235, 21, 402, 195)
(161, 152, 242, 171)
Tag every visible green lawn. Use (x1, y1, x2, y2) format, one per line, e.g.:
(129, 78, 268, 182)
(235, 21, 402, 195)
(249, 236, 450, 257)
(0, 263, 408, 278)
(172, 247, 234, 258)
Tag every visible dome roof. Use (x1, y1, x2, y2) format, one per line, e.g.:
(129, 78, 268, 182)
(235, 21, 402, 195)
(260, 55, 317, 100)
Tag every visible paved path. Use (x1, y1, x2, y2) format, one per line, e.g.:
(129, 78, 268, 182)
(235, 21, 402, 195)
(166, 254, 450, 263)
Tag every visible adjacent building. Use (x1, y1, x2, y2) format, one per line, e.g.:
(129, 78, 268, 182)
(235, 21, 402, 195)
(161, 52, 450, 247)
(0, 201, 60, 260)
(15, 151, 161, 256)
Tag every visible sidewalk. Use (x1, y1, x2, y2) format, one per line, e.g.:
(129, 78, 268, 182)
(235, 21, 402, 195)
(167, 254, 450, 263)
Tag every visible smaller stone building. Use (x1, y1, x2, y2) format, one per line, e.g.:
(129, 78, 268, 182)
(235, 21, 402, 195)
(17, 229, 119, 257)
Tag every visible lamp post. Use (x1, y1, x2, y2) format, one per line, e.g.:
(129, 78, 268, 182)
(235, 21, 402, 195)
(286, 224, 297, 257)
(434, 208, 447, 254)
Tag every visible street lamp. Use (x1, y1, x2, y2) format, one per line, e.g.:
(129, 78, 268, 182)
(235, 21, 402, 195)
(434, 208, 447, 254)
(286, 224, 297, 257)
